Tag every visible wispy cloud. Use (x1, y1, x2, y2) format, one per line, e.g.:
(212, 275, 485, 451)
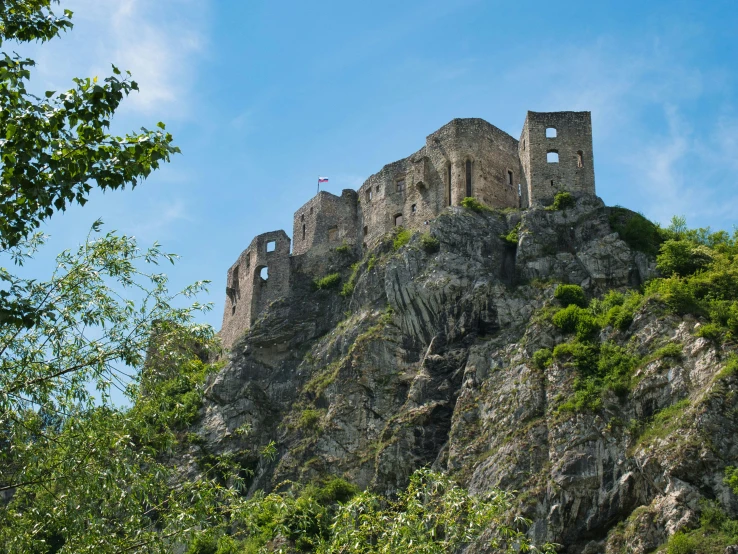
(27, 0, 209, 119)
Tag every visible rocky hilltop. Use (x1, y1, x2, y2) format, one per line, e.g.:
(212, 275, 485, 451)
(190, 196, 738, 553)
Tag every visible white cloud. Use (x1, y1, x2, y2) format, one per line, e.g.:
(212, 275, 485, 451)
(25, 0, 209, 119)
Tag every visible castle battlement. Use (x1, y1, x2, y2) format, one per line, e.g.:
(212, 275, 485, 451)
(220, 111, 596, 348)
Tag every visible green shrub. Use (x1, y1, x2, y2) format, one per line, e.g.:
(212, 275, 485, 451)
(393, 227, 412, 251)
(651, 343, 684, 362)
(532, 348, 553, 370)
(314, 272, 341, 290)
(554, 284, 587, 307)
(500, 223, 520, 246)
(420, 233, 440, 253)
(552, 305, 599, 339)
(694, 323, 723, 344)
(546, 191, 575, 211)
(340, 262, 360, 297)
(334, 242, 352, 254)
(657, 239, 714, 277)
(461, 196, 493, 213)
(609, 209, 662, 255)
(716, 356, 738, 380)
(645, 277, 699, 314)
(666, 531, 697, 554)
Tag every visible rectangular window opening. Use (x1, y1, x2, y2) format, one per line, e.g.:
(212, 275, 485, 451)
(266, 240, 276, 252)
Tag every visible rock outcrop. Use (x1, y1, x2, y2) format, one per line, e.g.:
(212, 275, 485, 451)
(191, 196, 738, 553)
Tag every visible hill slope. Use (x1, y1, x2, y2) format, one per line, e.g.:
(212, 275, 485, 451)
(190, 195, 738, 553)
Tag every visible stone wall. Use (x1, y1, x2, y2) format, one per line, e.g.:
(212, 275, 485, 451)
(220, 230, 291, 348)
(519, 111, 595, 206)
(219, 111, 598, 349)
(292, 190, 359, 256)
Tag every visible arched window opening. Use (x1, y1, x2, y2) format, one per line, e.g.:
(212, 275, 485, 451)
(310, 207, 314, 214)
(260, 266, 269, 281)
(302, 224, 306, 240)
(547, 151, 559, 163)
(366, 189, 372, 201)
(394, 213, 403, 227)
(465, 160, 472, 197)
(266, 240, 276, 252)
(577, 150, 584, 168)
(363, 225, 368, 236)
(447, 164, 452, 206)
(328, 227, 338, 242)
(411, 204, 417, 213)
(546, 127, 557, 138)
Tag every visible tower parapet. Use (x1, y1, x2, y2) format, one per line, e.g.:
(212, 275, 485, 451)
(519, 111, 595, 206)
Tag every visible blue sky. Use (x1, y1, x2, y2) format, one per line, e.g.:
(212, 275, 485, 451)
(13, 0, 738, 332)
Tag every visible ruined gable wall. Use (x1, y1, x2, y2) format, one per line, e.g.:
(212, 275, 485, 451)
(520, 111, 595, 206)
(220, 230, 290, 348)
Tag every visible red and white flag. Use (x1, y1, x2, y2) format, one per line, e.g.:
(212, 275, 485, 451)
(318, 177, 329, 183)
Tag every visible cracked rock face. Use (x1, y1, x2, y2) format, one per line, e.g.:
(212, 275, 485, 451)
(191, 196, 737, 553)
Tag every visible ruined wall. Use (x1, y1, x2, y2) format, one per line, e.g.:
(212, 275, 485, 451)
(357, 118, 524, 247)
(519, 111, 595, 206)
(220, 230, 291, 348)
(292, 190, 359, 256)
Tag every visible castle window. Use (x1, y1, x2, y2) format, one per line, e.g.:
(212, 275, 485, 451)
(577, 150, 584, 168)
(396, 179, 405, 193)
(465, 160, 472, 198)
(447, 164, 452, 206)
(302, 224, 306, 240)
(259, 266, 269, 281)
(547, 151, 559, 163)
(411, 204, 417, 213)
(546, 127, 557, 138)
(394, 213, 403, 227)
(310, 207, 314, 214)
(266, 240, 276, 252)
(375, 185, 379, 193)
(328, 227, 338, 242)
(231, 265, 240, 289)
(301, 213, 305, 222)
(366, 189, 372, 201)
(522, 138, 526, 150)
(363, 225, 368, 236)
(507, 170, 513, 186)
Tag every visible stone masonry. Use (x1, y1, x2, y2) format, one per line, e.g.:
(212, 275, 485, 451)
(220, 111, 597, 348)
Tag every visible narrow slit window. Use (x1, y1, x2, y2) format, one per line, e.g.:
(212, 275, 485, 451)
(507, 170, 513, 186)
(302, 224, 306, 240)
(577, 150, 584, 168)
(546, 127, 557, 138)
(363, 225, 368, 236)
(366, 189, 372, 201)
(266, 240, 276, 252)
(411, 204, 417, 213)
(465, 160, 472, 197)
(547, 151, 559, 163)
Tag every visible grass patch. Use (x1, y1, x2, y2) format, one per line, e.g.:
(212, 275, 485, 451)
(313, 272, 341, 290)
(340, 262, 360, 297)
(716, 355, 738, 380)
(298, 409, 322, 431)
(532, 348, 552, 370)
(636, 399, 690, 447)
(694, 323, 723, 344)
(334, 241, 352, 254)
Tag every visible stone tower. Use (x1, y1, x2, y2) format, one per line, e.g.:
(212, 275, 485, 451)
(220, 230, 291, 348)
(519, 111, 595, 206)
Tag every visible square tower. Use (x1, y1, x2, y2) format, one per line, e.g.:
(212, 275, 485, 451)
(519, 111, 595, 206)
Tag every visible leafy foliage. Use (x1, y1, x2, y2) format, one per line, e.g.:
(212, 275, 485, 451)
(554, 284, 587, 307)
(392, 227, 412, 251)
(608, 208, 663, 255)
(420, 232, 440, 253)
(546, 192, 575, 211)
(500, 222, 520, 246)
(533, 348, 553, 370)
(461, 196, 493, 213)
(314, 272, 341, 291)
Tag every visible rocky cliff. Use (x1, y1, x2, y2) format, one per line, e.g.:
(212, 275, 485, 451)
(190, 196, 738, 553)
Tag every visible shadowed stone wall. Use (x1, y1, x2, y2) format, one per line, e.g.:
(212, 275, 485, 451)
(519, 111, 595, 206)
(292, 190, 359, 256)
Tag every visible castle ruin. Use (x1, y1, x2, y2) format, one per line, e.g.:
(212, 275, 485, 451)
(220, 111, 596, 348)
